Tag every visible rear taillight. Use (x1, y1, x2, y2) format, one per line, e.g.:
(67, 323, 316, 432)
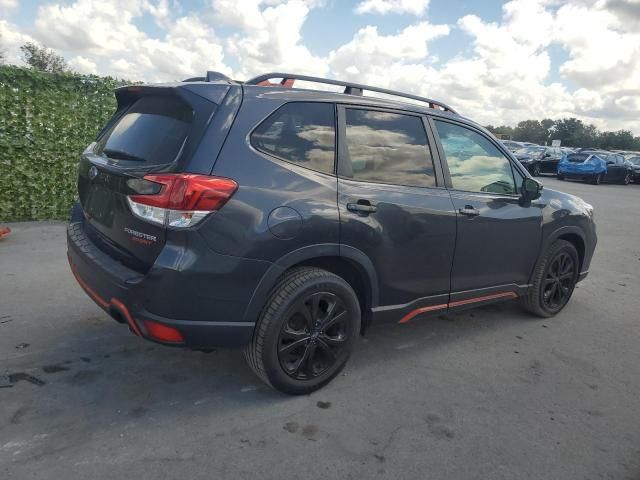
(127, 174, 238, 228)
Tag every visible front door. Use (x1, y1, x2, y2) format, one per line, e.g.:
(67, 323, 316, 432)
(431, 119, 543, 307)
(604, 153, 627, 182)
(337, 106, 457, 321)
(540, 147, 562, 174)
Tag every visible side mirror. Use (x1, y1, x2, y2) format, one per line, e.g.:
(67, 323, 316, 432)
(543, 153, 551, 158)
(521, 177, 543, 204)
(606, 161, 614, 165)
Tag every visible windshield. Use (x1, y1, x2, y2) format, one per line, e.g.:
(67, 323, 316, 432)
(628, 156, 640, 165)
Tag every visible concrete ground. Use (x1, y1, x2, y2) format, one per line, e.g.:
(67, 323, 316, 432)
(1, 177, 639, 480)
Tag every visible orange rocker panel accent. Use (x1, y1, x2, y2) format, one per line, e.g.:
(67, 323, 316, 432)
(399, 292, 518, 324)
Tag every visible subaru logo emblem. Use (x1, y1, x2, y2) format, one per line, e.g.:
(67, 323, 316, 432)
(88, 166, 99, 181)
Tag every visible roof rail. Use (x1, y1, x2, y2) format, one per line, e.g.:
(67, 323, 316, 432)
(245, 72, 457, 114)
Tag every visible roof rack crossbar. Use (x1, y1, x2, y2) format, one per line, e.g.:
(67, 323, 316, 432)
(245, 72, 457, 114)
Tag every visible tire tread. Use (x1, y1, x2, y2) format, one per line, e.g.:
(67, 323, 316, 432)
(244, 267, 347, 390)
(521, 239, 577, 318)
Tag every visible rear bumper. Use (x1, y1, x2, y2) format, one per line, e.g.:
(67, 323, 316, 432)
(67, 211, 270, 348)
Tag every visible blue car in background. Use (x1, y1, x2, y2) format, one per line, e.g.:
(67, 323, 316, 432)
(558, 150, 632, 185)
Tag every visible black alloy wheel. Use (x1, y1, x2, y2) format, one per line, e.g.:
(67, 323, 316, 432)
(592, 173, 603, 185)
(244, 267, 361, 395)
(541, 252, 576, 311)
(277, 292, 348, 380)
(521, 239, 579, 317)
(623, 172, 631, 185)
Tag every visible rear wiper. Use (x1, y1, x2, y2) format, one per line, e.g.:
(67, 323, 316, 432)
(103, 148, 146, 162)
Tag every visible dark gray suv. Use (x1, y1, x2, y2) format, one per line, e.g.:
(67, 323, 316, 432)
(67, 72, 597, 394)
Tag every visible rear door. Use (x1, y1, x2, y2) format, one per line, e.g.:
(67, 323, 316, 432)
(430, 118, 542, 305)
(336, 106, 456, 318)
(78, 88, 217, 271)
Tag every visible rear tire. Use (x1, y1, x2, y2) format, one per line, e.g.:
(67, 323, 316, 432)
(244, 267, 361, 395)
(521, 240, 579, 318)
(557, 174, 564, 180)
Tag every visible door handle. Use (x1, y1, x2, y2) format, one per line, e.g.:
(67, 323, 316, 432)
(347, 201, 377, 214)
(458, 205, 480, 217)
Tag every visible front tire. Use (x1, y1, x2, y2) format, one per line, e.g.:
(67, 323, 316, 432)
(622, 172, 631, 185)
(592, 173, 603, 185)
(244, 267, 361, 395)
(521, 240, 579, 318)
(557, 174, 564, 180)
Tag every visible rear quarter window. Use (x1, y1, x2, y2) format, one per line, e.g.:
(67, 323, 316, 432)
(96, 95, 193, 166)
(250, 102, 336, 174)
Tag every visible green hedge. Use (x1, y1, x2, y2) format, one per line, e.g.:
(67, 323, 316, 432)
(0, 66, 127, 221)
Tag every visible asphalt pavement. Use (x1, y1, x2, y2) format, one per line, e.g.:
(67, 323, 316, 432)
(1, 177, 639, 480)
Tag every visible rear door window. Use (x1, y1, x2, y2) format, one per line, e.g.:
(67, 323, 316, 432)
(341, 108, 436, 187)
(96, 95, 193, 166)
(251, 102, 336, 174)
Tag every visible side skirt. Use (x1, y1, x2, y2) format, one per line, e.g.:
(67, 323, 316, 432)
(371, 284, 529, 325)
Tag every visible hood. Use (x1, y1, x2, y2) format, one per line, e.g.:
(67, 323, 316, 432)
(541, 187, 594, 218)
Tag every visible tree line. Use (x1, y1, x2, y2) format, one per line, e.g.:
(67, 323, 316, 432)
(485, 118, 640, 151)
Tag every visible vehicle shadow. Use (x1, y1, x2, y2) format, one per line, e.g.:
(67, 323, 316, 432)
(4, 299, 533, 405)
(0, 298, 549, 463)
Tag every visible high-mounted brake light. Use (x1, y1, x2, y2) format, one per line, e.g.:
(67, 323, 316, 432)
(127, 174, 238, 228)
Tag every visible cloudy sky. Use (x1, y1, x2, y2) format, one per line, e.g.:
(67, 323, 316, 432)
(1, 0, 639, 132)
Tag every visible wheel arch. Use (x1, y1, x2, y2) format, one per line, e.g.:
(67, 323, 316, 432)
(539, 226, 587, 275)
(242, 244, 379, 332)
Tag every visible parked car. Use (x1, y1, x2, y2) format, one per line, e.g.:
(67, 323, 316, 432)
(627, 155, 640, 183)
(67, 72, 597, 394)
(514, 146, 563, 176)
(558, 150, 632, 184)
(501, 140, 524, 152)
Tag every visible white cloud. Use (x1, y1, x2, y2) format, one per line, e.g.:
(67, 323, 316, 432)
(0, 19, 35, 64)
(0, 0, 18, 10)
(218, 0, 327, 78)
(354, 0, 430, 16)
(27, 0, 229, 81)
(68, 55, 97, 74)
(334, 0, 640, 132)
(1, 0, 639, 133)
(328, 22, 449, 87)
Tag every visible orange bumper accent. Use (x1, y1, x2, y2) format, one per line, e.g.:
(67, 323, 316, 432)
(68, 255, 142, 337)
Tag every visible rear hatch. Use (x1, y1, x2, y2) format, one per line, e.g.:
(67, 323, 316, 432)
(78, 85, 223, 272)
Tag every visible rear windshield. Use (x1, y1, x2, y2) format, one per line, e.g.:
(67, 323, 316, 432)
(567, 153, 590, 163)
(96, 95, 193, 166)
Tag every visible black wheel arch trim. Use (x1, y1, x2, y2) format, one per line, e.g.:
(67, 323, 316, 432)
(242, 243, 379, 323)
(533, 225, 589, 281)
